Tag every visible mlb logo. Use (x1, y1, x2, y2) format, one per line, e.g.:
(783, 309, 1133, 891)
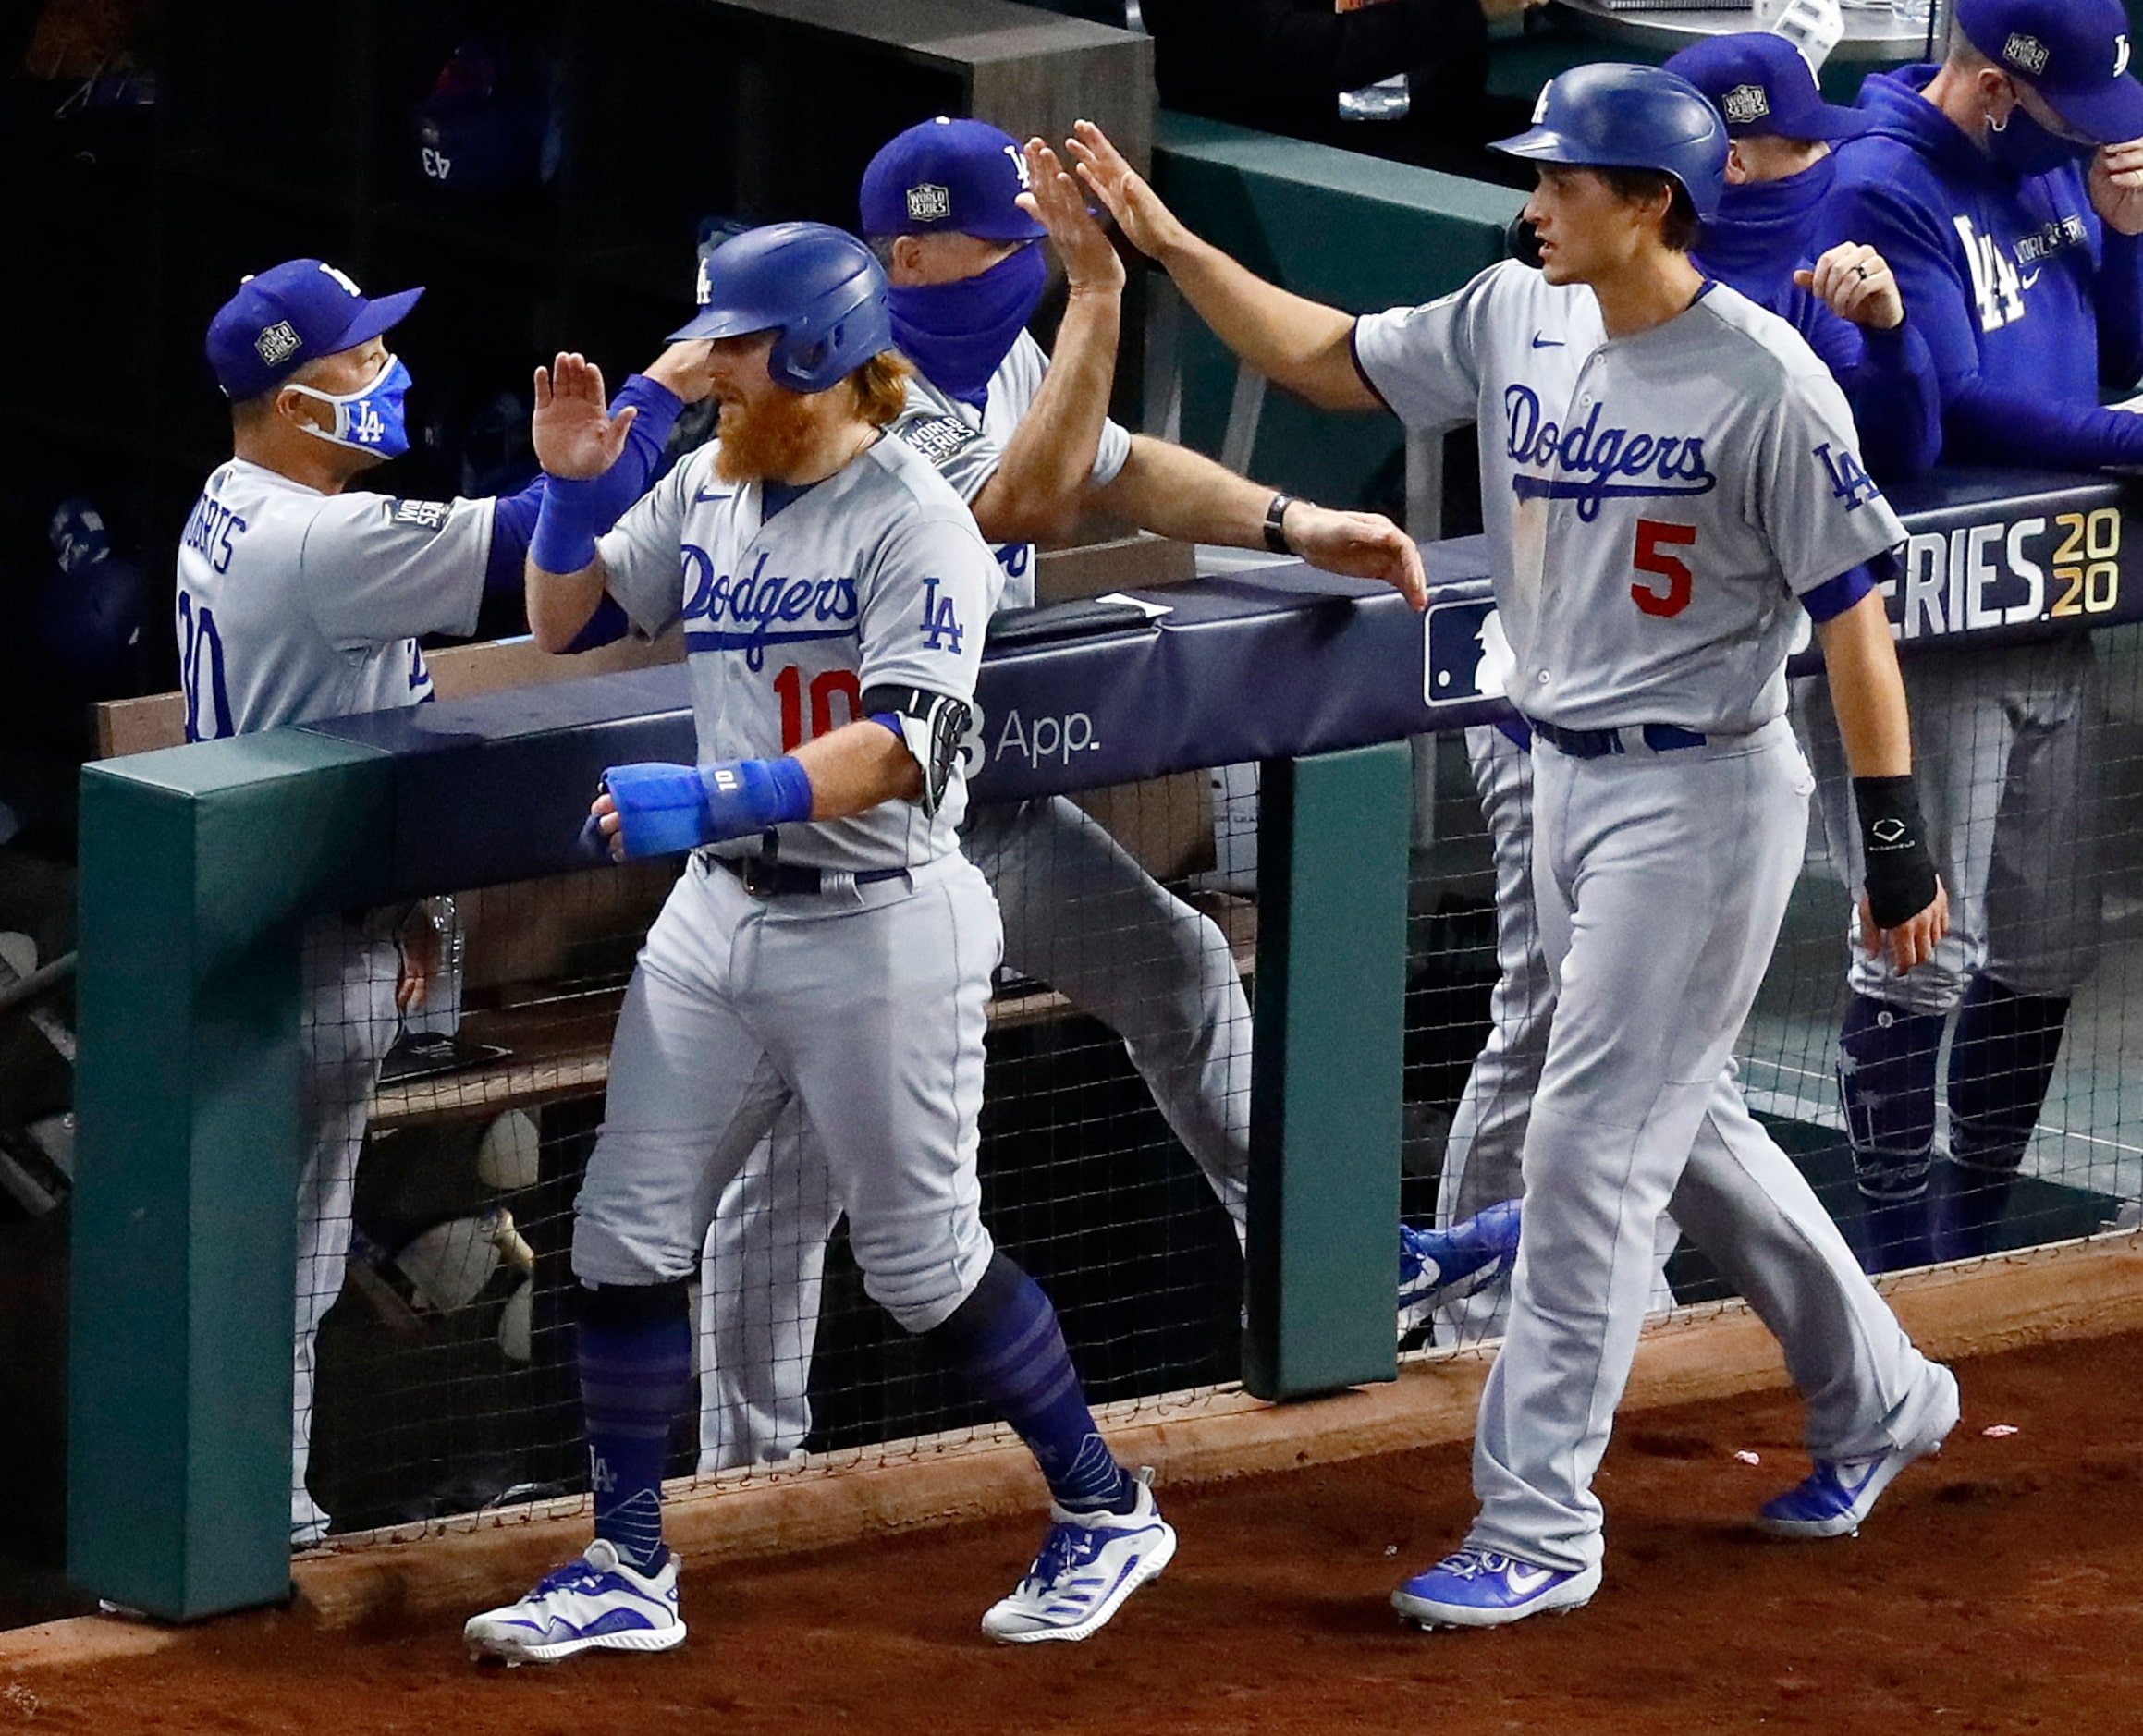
(255, 321, 301, 367)
(1424, 599, 1507, 706)
(1722, 83, 1770, 125)
(906, 183, 952, 223)
(2002, 31, 2050, 73)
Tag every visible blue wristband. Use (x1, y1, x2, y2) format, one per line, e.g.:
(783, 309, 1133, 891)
(599, 755, 814, 859)
(530, 475, 606, 574)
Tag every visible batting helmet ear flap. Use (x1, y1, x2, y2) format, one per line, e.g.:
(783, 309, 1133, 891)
(1492, 63, 1729, 222)
(668, 222, 894, 394)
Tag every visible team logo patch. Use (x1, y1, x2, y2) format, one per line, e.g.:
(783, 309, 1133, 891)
(392, 499, 452, 531)
(896, 414, 985, 470)
(906, 182, 952, 223)
(2002, 31, 2050, 74)
(255, 321, 301, 367)
(1721, 82, 1770, 126)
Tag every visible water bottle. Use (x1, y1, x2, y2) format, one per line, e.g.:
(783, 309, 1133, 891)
(1339, 74, 1411, 122)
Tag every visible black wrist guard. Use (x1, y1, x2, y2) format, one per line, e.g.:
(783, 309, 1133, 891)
(1854, 775, 1938, 930)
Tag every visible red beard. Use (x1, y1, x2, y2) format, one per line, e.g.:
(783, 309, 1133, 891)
(713, 387, 827, 483)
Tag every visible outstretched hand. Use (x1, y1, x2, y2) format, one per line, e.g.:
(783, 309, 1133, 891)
(1285, 504, 1428, 611)
(533, 351, 639, 480)
(1067, 119, 1190, 262)
(1018, 138, 1125, 300)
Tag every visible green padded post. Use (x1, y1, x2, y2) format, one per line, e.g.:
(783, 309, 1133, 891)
(1243, 742, 1412, 1400)
(69, 730, 393, 1620)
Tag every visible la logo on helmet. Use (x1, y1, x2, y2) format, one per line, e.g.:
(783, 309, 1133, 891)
(2118, 33, 2132, 78)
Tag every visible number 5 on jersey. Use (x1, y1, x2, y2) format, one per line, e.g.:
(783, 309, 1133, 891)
(1632, 520, 1695, 618)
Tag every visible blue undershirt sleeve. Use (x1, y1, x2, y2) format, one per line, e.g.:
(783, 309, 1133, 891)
(1802, 560, 1878, 624)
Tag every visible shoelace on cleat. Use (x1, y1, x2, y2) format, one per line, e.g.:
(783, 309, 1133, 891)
(1022, 1523, 1103, 1596)
(1432, 1549, 1514, 1581)
(530, 1559, 620, 1598)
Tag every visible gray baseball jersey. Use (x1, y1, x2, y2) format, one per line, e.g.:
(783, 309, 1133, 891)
(174, 458, 491, 740)
(1351, 258, 1951, 1583)
(1354, 262, 1905, 735)
(596, 433, 994, 872)
(888, 331, 1132, 610)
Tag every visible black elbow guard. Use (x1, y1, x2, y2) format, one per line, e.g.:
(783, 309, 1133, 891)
(861, 684, 974, 817)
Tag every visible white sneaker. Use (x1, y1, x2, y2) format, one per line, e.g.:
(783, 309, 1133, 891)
(464, 1538, 685, 1664)
(982, 1470, 1177, 1644)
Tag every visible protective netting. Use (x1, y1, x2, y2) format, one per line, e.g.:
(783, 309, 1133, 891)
(1401, 623, 2143, 1356)
(300, 776, 1249, 1543)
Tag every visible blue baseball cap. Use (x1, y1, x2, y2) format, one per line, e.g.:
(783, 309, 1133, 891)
(1665, 33, 1874, 141)
(859, 116, 1047, 242)
(204, 259, 424, 400)
(1956, 0, 2143, 143)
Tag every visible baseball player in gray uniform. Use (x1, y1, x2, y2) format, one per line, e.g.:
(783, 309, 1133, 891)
(1072, 65, 1960, 1627)
(465, 221, 1175, 1663)
(697, 123, 1517, 1471)
(185, 258, 698, 1545)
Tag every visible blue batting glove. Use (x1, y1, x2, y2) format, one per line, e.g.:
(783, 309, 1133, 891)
(597, 757, 813, 859)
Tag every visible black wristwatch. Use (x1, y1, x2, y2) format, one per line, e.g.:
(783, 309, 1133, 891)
(1263, 492, 1299, 555)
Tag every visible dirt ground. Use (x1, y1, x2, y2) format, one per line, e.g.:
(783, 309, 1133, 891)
(10, 1328, 2143, 1736)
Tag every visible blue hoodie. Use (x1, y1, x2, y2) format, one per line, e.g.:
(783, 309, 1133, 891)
(1815, 64, 2143, 468)
(1696, 152, 1942, 479)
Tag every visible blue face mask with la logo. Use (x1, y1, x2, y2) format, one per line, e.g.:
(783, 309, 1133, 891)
(288, 353, 414, 458)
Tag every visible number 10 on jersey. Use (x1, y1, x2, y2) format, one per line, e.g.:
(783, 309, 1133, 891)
(774, 665, 862, 752)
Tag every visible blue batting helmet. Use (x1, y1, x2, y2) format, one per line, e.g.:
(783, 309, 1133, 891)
(667, 222, 893, 394)
(1491, 63, 1728, 223)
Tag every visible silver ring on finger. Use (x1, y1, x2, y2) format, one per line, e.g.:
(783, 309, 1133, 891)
(1853, 263, 1869, 280)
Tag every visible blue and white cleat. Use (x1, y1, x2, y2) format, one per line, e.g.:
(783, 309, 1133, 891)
(463, 1538, 685, 1664)
(1391, 1547, 1601, 1630)
(1397, 1199, 1524, 1340)
(1757, 1366, 1961, 1539)
(982, 1469, 1177, 1644)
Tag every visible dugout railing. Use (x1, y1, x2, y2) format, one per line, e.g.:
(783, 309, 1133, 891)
(67, 466, 2143, 1620)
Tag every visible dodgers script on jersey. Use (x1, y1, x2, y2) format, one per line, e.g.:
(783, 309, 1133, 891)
(173, 458, 493, 740)
(597, 434, 992, 872)
(1353, 262, 1906, 735)
(888, 330, 1132, 611)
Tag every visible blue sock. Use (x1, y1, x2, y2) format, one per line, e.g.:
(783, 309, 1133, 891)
(1942, 978, 2070, 1258)
(1838, 995, 1947, 1273)
(925, 1252, 1132, 1515)
(577, 1280, 693, 1573)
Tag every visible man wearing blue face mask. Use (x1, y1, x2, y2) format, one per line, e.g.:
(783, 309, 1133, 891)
(1809, 0, 2143, 1272)
(187, 257, 706, 1543)
(691, 119, 1521, 1476)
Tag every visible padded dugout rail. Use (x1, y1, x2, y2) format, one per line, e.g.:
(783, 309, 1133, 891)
(68, 465, 2143, 1618)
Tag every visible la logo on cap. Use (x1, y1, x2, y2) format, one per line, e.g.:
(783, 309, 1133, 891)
(906, 183, 951, 222)
(254, 321, 300, 366)
(1722, 82, 1770, 124)
(2118, 32, 2132, 77)
(1531, 85, 1551, 123)
(2003, 31, 2051, 74)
